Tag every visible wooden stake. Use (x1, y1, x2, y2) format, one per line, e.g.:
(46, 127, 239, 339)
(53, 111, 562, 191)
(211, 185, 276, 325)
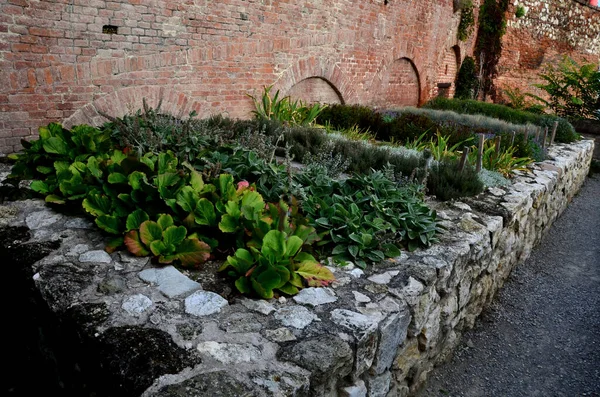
(542, 126, 549, 150)
(459, 146, 470, 171)
(550, 120, 559, 146)
(476, 134, 484, 173)
(494, 136, 502, 154)
(510, 131, 516, 146)
(534, 127, 540, 143)
(523, 127, 529, 142)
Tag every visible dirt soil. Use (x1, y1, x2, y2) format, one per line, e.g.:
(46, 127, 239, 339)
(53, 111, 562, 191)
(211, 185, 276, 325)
(417, 174, 600, 397)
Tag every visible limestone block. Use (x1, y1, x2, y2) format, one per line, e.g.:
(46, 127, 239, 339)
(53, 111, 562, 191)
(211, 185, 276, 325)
(371, 308, 411, 374)
(331, 309, 380, 375)
(364, 370, 391, 397)
(278, 334, 353, 395)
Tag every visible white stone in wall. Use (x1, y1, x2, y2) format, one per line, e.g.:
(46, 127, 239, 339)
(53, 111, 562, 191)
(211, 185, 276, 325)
(184, 291, 228, 317)
(274, 306, 320, 329)
(122, 294, 153, 316)
(139, 266, 202, 298)
(196, 341, 261, 364)
(293, 287, 337, 306)
(340, 380, 367, 397)
(79, 250, 112, 263)
(240, 298, 276, 315)
(353, 291, 371, 303)
(367, 270, 399, 285)
(26, 210, 62, 230)
(265, 327, 297, 342)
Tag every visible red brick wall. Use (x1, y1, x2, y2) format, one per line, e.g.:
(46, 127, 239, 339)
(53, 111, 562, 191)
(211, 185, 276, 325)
(436, 46, 460, 98)
(371, 58, 421, 108)
(287, 77, 343, 105)
(0, 0, 596, 154)
(0, 0, 464, 154)
(496, 0, 600, 103)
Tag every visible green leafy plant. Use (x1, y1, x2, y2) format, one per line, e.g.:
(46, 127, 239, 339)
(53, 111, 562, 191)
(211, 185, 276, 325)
(515, 4, 526, 18)
(424, 97, 579, 143)
(248, 86, 327, 126)
(101, 99, 227, 163)
(455, 56, 479, 100)
(400, 130, 431, 151)
(457, 0, 475, 41)
(468, 140, 533, 177)
(427, 159, 484, 201)
(219, 229, 334, 298)
(324, 122, 377, 142)
(8, 123, 111, 196)
(529, 57, 600, 121)
(475, 0, 510, 100)
(124, 212, 211, 267)
(298, 168, 438, 267)
(427, 132, 474, 161)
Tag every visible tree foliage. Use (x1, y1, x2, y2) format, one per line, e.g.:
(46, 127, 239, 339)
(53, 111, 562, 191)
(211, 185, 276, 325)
(474, 0, 510, 100)
(529, 57, 600, 121)
(455, 56, 478, 100)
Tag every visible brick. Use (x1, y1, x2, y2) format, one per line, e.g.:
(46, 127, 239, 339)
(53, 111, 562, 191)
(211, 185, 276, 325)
(1, 0, 598, 151)
(28, 27, 64, 38)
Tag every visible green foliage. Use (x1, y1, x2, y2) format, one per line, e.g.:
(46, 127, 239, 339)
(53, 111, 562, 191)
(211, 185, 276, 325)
(323, 122, 376, 143)
(427, 132, 474, 161)
(455, 56, 479, 100)
(457, 0, 475, 41)
(479, 168, 510, 188)
(427, 159, 484, 201)
(468, 140, 534, 177)
(502, 87, 529, 110)
(475, 0, 510, 100)
(298, 168, 439, 267)
(233, 113, 482, 200)
(100, 99, 226, 163)
(424, 97, 579, 143)
(248, 86, 326, 126)
(8, 123, 111, 191)
(316, 104, 386, 135)
(401, 130, 431, 151)
(124, 213, 211, 267)
(515, 5, 526, 18)
(219, 230, 334, 298)
(529, 57, 600, 121)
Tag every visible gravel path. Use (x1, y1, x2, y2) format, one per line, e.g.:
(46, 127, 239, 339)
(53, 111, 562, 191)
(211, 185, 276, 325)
(417, 174, 600, 397)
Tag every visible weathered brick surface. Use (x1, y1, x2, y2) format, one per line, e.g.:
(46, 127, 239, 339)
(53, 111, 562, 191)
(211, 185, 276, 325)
(287, 77, 343, 105)
(497, 0, 599, 102)
(0, 0, 466, 153)
(0, 0, 597, 154)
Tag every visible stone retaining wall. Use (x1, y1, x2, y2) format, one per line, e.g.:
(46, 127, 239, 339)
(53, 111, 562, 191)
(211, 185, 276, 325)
(0, 139, 594, 397)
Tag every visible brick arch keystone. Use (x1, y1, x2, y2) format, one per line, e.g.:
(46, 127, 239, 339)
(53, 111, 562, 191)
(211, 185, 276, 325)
(62, 86, 203, 129)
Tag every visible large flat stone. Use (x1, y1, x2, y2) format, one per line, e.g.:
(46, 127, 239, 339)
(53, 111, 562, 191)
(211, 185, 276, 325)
(184, 291, 228, 317)
(293, 287, 338, 306)
(139, 266, 202, 298)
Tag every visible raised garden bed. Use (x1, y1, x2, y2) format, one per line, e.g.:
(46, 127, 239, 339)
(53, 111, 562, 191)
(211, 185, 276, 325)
(1, 139, 593, 396)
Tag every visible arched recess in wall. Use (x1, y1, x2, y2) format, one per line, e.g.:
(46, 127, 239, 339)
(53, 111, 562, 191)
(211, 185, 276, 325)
(62, 86, 203, 129)
(436, 46, 461, 98)
(287, 77, 345, 105)
(272, 56, 357, 105)
(378, 57, 421, 107)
